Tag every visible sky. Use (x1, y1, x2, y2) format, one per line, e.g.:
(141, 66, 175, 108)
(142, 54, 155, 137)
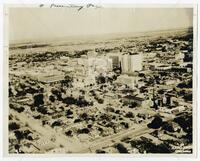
(9, 7, 193, 42)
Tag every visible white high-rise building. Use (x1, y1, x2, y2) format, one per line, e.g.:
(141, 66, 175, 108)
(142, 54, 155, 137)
(121, 53, 143, 73)
(130, 54, 143, 72)
(87, 57, 113, 75)
(121, 54, 130, 73)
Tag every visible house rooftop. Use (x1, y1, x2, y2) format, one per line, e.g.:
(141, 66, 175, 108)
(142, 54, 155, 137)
(123, 95, 145, 101)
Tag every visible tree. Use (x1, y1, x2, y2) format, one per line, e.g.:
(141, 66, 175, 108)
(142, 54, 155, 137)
(14, 144, 20, 153)
(14, 130, 24, 142)
(174, 115, 192, 133)
(59, 106, 64, 111)
(33, 94, 44, 107)
(9, 122, 20, 131)
(150, 143, 173, 153)
(16, 90, 26, 97)
(115, 143, 129, 153)
(121, 122, 129, 129)
(80, 113, 88, 120)
(77, 128, 90, 134)
(147, 116, 163, 129)
(87, 124, 92, 128)
(66, 109, 73, 116)
(76, 97, 90, 107)
(96, 149, 106, 153)
(138, 73, 145, 77)
(130, 139, 173, 153)
(107, 107, 115, 113)
(74, 118, 81, 123)
(162, 122, 174, 132)
(51, 120, 62, 128)
(95, 97, 104, 104)
(63, 96, 76, 105)
(49, 95, 55, 102)
(25, 87, 39, 94)
(129, 102, 138, 108)
(96, 75, 106, 84)
(125, 112, 134, 118)
(51, 88, 62, 101)
(183, 93, 192, 102)
(37, 106, 47, 114)
(27, 135, 33, 140)
(65, 130, 73, 137)
(9, 87, 13, 97)
(124, 122, 129, 129)
(61, 75, 73, 87)
(34, 115, 41, 119)
(23, 130, 32, 139)
(16, 107, 25, 113)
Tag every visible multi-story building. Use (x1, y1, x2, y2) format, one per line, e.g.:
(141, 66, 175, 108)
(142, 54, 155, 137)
(115, 74, 137, 89)
(109, 55, 120, 69)
(121, 53, 143, 74)
(107, 52, 122, 70)
(87, 57, 113, 74)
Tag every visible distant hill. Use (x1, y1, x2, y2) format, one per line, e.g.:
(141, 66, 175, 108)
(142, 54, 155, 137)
(9, 27, 192, 47)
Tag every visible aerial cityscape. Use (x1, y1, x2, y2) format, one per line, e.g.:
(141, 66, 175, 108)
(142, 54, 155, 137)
(8, 7, 193, 154)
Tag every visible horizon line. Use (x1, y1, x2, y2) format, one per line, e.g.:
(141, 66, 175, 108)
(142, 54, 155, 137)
(9, 26, 193, 45)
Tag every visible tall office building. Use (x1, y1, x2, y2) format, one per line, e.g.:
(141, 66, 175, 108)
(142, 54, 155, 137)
(121, 54, 130, 73)
(87, 57, 112, 75)
(130, 53, 143, 72)
(121, 53, 143, 73)
(109, 56, 120, 69)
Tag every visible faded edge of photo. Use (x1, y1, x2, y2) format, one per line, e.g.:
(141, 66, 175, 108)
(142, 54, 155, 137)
(3, 4, 198, 157)
(3, 5, 9, 157)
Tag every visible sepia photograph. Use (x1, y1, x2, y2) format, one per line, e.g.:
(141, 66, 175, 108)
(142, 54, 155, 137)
(5, 5, 195, 155)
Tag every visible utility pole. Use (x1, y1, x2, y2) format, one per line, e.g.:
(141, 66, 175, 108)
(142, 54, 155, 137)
(151, 77, 158, 110)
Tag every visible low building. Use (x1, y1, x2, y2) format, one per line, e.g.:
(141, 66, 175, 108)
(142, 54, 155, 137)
(37, 74, 65, 84)
(156, 65, 171, 71)
(115, 75, 137, 89)
(122, 95, 145, 106)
